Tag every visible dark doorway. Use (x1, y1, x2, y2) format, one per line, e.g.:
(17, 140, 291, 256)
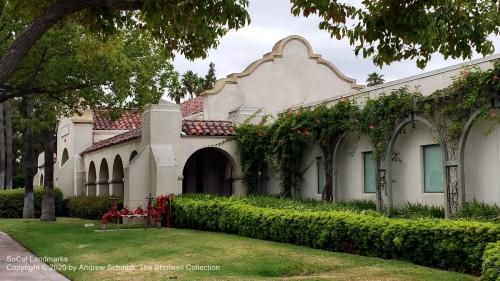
(182, 147, 233, 195)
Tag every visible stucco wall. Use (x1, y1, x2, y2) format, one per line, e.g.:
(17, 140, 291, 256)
(391, 121, 443, 206)
(336, 134, 377, 201)
(203, 36, 362, 121)
(82, 140, 140, 199)
(464, 120, 500, 203)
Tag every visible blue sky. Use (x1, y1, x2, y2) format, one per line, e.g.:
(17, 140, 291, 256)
(173, 0, 500, 86)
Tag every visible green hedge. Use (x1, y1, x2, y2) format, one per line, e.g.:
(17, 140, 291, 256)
(66, 195, 123, 219)
(0, 187, 64, 218)
(481, 241, 500, 281)
(173, 197, 500, 274)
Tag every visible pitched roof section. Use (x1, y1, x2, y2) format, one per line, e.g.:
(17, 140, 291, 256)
(92, 109, 142, 130)
(83, 119, 235, 154)
(82, 129, 141, 154)
(180, 97, 204, 117)
(182, 120, 235, 136)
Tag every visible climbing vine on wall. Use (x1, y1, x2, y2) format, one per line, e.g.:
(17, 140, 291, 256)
(417, 62, 500, 142)
(266, 109, 314, 197)
(234, 121, 270, 194)
(234, 60, 500, 202)
(234, 100, 359, 198)
(359, 88, 421, 162)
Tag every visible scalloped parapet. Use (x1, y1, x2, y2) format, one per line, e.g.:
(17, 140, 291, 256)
(201, 35, 363, 96)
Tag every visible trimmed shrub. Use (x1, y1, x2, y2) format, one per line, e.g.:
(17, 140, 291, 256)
(182, 194, 378, 214)
(481, 241, 500, 281)
(66, 195, 123, 219)
(0, 187, 64, 218)
(174, 196, 500, 274)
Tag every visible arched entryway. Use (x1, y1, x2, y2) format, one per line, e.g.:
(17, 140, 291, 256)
(87, 161, 97, 196)
(112, 155, 124, 196)
(98, 159, 109, 195)
(182, 147, 234, 195)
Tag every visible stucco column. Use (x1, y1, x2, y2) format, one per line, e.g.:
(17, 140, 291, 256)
(123, 166, 130, 205)
(142, 101, 183, 197)
(444, 139, 461, 218)
(232, 175, 247, 196)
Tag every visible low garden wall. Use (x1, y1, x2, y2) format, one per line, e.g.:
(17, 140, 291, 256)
(173, 196, 500, 275)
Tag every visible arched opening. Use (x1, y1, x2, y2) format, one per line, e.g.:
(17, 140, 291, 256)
(182, 147, 234, 195)
(129, 150, 138, 162)
(87, 161, 97, 196)
(98, 159, 109, 195)
(112, 155, 124, 197)
(61, 148, 69, 166)
(388, 118, 445, 208)
(463, 109, 500, 204)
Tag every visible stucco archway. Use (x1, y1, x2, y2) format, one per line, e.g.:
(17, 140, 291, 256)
(87, 161, 97, 196)
(98, 159, 109, 196)
(112, 155, 124, 196)
(386, 115, 446, 210)
(182, 147, 235, 196)
(460, 109, 500, 204)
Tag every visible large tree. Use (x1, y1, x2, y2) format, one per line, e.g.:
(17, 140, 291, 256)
(5, 15, 174, 219)
(291, 0, 499, 68)
(0, 0, 498, 94)
(0, 0, 250, 94)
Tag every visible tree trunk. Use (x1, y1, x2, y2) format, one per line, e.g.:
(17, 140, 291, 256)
(22, 97, 35, 218)
(321, 142, 335, 202)
(0, 0, 102, 88)
(4, 100, 12, 189)
(175, 96, 180, 104)
(0, 102, 4, 189)
(40, 127, 56, 221)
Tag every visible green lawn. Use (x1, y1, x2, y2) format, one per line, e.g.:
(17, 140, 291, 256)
(0, 218, 478, 281)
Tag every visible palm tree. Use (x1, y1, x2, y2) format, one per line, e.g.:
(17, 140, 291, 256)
(182, 70, 201, 99)
(167, 73, 186, 104)
(366, 72, 385, 86)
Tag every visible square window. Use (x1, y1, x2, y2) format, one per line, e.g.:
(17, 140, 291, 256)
(423, 145, 444, 193)
(363, 151, 376, 193)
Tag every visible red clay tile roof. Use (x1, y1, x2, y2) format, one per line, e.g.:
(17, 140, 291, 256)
(82, 129, 141, 154)
(92, 109, 142, 130)
(182, 120, 235, 136)
(83, 117, 234, 153)
(180, 97, 203, 117)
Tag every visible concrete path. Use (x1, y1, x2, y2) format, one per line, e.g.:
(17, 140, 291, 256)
(0, 231, 69, 281)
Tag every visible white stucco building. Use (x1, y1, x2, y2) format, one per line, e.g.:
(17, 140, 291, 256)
(34, 35, 500, 210)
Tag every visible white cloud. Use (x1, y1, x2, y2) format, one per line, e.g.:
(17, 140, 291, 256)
(172, 0, 500, 92)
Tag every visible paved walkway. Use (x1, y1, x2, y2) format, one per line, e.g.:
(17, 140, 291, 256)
(0, 231, 69, 281)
